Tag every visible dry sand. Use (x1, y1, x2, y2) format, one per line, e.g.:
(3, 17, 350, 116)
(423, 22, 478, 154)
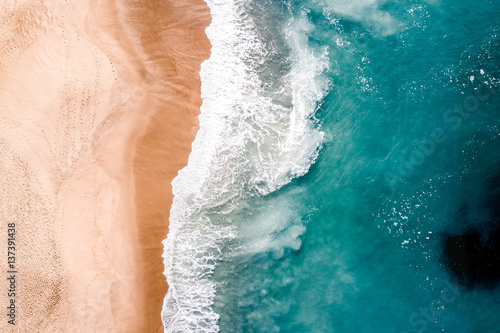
(0, 0, 210, 332)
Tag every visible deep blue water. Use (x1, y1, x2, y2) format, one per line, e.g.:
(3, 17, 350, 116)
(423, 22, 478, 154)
(162, 0, 500, 332)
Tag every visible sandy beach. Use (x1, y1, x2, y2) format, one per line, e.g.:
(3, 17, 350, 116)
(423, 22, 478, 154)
(0, 0, 210, 332)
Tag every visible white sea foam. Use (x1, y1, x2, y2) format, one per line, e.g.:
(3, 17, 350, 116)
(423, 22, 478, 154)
(162, 1, 330, 332)
(239, 200, 307, 259)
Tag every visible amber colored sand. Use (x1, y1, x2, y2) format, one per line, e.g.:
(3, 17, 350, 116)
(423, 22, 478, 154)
(0, 0, 210, 332)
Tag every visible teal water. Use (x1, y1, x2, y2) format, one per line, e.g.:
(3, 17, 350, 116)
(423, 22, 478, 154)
(201, 0, 500, 332)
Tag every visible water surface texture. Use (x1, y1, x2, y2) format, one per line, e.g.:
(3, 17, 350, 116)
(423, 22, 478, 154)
(163, 0, 500, 332)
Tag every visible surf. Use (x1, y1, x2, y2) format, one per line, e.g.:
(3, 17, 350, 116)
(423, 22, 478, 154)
(161, 0, 330, 331)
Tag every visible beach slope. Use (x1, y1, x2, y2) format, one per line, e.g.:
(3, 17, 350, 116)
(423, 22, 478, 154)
(0, 0, 210, 331)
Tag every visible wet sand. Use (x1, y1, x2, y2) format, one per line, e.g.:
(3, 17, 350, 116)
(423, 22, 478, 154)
(0, 0, 210, 332)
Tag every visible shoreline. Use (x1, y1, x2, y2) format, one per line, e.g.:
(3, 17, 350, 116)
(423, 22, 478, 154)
(0, 0, 210, 331)
(128, 0, 212, 330)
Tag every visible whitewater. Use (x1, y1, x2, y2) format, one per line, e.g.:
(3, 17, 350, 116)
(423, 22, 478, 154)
(161, 0, 330, 331)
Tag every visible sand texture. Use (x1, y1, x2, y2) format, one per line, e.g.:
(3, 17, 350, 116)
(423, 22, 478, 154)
(0, 0, 210, 331)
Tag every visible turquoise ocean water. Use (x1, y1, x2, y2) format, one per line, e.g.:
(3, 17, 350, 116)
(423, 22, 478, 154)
(162, 0, 500, 332)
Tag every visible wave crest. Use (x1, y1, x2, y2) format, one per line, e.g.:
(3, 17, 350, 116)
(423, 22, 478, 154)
(162, 1, 330, 332)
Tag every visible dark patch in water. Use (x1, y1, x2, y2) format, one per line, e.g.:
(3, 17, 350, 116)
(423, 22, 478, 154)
(442, 175, 500, 289)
